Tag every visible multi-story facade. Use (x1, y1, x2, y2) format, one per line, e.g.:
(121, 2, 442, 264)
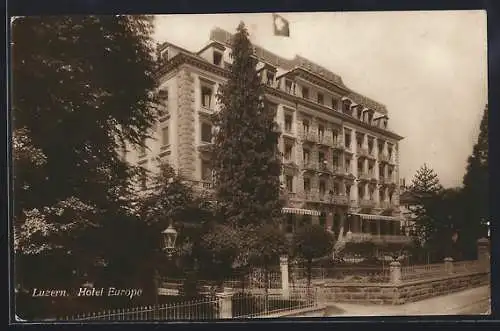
(126, 27, 410, 252)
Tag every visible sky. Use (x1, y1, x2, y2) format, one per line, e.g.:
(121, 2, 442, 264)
(153, 11, 487, 188)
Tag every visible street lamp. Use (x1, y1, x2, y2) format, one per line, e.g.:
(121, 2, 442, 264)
(162, 224, 178, 258)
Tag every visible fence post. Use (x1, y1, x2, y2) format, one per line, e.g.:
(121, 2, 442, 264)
(314, 281, 325, 305)
(477, 238, 490, 270)
(216, 292, 233, 319)
(280, 255, 290, 299)
(444, 257, 454, 274)
(390, 261, 401, 284)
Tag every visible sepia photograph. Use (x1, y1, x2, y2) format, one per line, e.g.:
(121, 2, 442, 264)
(10, 11, 489, 322)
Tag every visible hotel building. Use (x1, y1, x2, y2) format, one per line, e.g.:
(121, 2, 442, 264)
(125, 27, 411, 252)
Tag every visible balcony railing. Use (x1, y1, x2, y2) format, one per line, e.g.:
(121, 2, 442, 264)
(302, 161, 317, 171)
(358, 172, 372, 181)
(197, 142, 214, 152)
(301, 131, 317, 143)
(346, 232, 373, 243)
(357, 147, 370, 158)
(380, 201, 396, 210)
(371, 235, 413, 245)
(318, 162, 333, 173)
(332, 140, 345, 150)
(332, 195, 349, 205)
(378, 153, 390, 163)
(359, 199, 376, 208)
(317, 135, 333, 146)
(302, 191, 319, 201)
(380, 177, 395, 185)
(280, 190, 297, 201)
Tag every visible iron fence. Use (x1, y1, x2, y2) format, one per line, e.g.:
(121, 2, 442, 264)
(290, 266, 390, 283)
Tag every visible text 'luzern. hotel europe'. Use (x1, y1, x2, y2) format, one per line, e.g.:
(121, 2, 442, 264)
(125, 27, 410, 248)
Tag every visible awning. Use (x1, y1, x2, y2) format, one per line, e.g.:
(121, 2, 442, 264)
(282, 207, 321, 216)
(349, 213, 402, 222)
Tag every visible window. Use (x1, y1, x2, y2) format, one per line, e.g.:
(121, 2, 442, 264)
(286, 175, 293, 192)
(388, 166, 393, 179)
(302, 120, 310, 134)
(284, 114, 292, 132)
(302, 87, 309, 99)
(285, 80, 293, 94)
(379, 165, 384, 178)
(319, 181, 326, 196)
(213, 51, 222, 66)
(161, 126, 169, 146)
(201, 85, 213, 108)
(345, 157, 351, 173)
(359, 185, 364, 199)
(284, 144, 293, 160)
(380, 189, 385, 201)
(343, 101, 350, 113)
(318, 125, 324, 140)
(357, 159, 363, 174)
(383, 119, 388, 129)
(332, 130, 338, 144)
(378, 141, 384, 154)
(266, 71, 275, 86)
(368, 163, 374, 176)
(333, 182, 340, 195)
(332, 98, 338, 110)
(332, 153, 339, 169)
(389, 190, 394, 203)
(318, 151, 325, 164)
(319, 213, 326, 227)
(356, 135, 363, 150)
(344, 132, 351, 148)
(158, 89, 168, 117)
(368, 113, 373, 124)
(201, 160, 212, 181)
(201, 122, 212, 143)
(357, 107, 363, 119)
(346, 185, 351, 198)
(388, 144, 393, 159)
(286, 214, 293, 233)
(317, 93, 324, 105)
(368, 138, 374, 154)
(304, 178, 311, 192)
(303, 149, 310, 164)
(369, 187, 374, 200)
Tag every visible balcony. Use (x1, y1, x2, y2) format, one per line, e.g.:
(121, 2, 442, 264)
(380, 201, 396, 210)
(380, 177, 395, 185)
(371, 235, 413, 245)
(317, 135, 333, 147)
(280, 190, 297, 201)
(332, 195, 349, 205)
(359, 199, 376, 209)
(199, 106, 214, 117)
(378, 153, 390, 163)
(282, 128, 296, 139)
(302, 191, 319, 202)
(317, 162, 333, 174)
(332, 140, 345, 150)
(301, 131, 317, 143)
(357, 147, 370, 158)
(358, 172, 372, 181)
(346, 232, 373, 243)
(197, 142, 214, 153)
(283, 159, 299, 169)
(302, 161, 317, 172)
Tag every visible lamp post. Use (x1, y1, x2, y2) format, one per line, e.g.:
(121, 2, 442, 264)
(154, 223, 178, 318)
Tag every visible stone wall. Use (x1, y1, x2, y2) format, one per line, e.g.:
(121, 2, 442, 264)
(318, 272, 489, 305)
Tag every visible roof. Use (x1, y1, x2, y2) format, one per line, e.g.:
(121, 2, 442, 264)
(209, 27, 388, 115)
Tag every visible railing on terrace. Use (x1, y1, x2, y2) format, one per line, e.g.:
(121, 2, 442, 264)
(400, 259, 487, 282)
(61, 296, 219, 321)
(289, 266, 390, 284)
(232, 288, 317, 318)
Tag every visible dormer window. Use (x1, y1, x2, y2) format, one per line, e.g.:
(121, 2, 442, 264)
(383, 119, 388, 129)
(368, 112, 374, 124)
(317, 93, 324, 105)
(213, 51, 222, 66)
(332, 98, 338, 110)
(302, 87, 309, 99)
(266, 71, 275, 86)
(357, 107, 363, 119)
(302, 120, 310, 134)
(285, 80, 293, 94)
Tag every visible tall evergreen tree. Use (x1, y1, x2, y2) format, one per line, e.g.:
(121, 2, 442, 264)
(408, 164, 444, 247)
(461, 104, 489, 257)
(212, 22, 283, 227)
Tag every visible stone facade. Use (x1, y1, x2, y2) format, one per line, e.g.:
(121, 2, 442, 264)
(176, 69, 196, 179)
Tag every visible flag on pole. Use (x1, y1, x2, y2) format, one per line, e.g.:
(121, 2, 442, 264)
(273, 13, 290, 37)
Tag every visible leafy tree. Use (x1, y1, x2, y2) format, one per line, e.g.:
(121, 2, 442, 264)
(292, 224, 334, 287)
(212, 22, 283, 227)
(12, 15, 161, 311)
